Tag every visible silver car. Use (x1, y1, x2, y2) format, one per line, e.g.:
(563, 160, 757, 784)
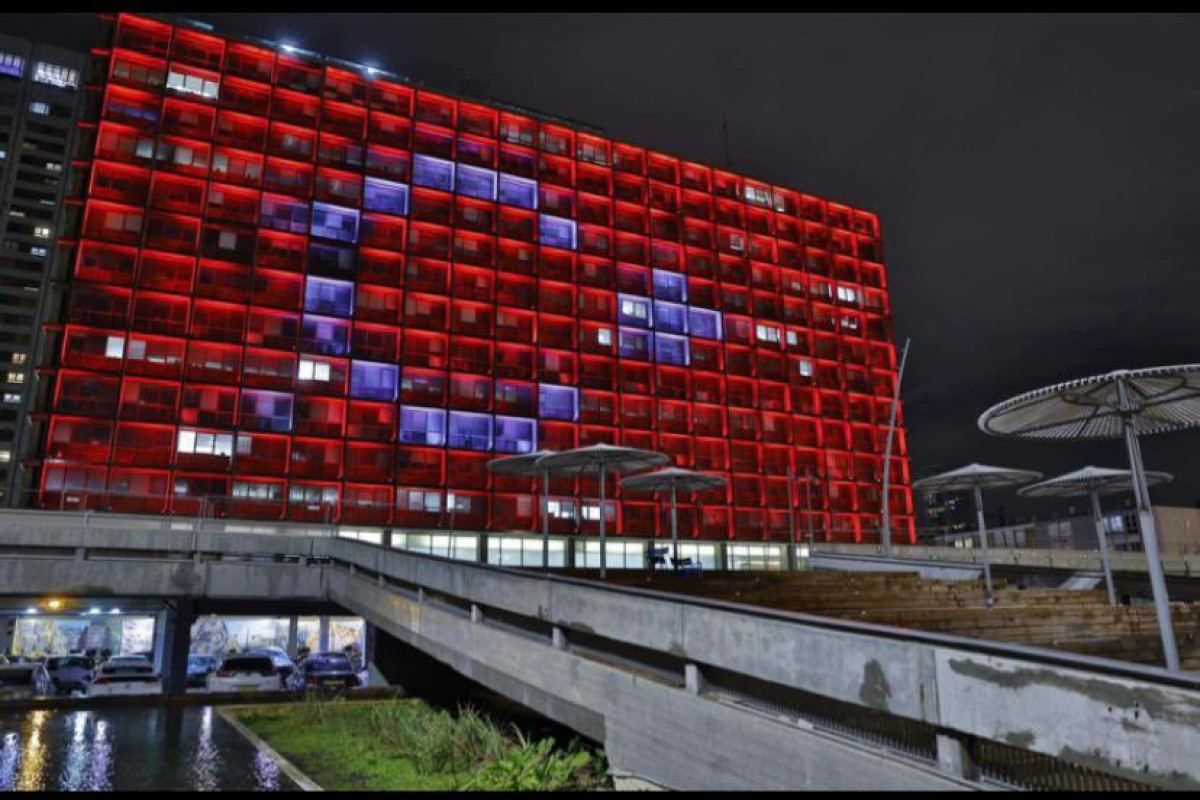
(0, 663, 52, 701)
(46, 655, 94, 695)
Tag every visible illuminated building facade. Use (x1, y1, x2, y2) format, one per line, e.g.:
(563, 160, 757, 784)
(33, 12, 914, 544)
(0, 33, 86, 503)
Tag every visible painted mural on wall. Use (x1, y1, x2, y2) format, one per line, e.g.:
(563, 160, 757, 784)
(189, 617, 290, 657)
(12, 616, 155, 657)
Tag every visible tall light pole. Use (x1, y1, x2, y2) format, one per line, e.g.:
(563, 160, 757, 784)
(880, 337, 911, 555)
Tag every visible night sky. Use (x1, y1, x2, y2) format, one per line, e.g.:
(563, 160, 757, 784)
(6, 12, 1199, 519)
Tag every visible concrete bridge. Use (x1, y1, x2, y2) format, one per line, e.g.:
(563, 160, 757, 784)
(2, 511, 1199, 790)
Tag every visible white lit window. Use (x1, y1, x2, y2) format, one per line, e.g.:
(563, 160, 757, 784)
(104, 336, 125, 359)
(176, 429, 233, 457)
(297, 358, 332, 382)
(836, 285, 859, 304)
(0, 450, 10, 464)
(33, 61, 79, 90)
(11, 353, 27, 365)
(755, 323, 781, 344)
(28, 102, 49, 116)
(596, 327, 612, 346)
(30, 247, 47, 258)
(728, 232, 744, 253)
(2, 393, 19, 404)
(45, 162, 62, 172)
(786, 331, 799, 346)
(0, 150, 8, 160)
(743, 184, 771, 207)
(166, 69, 219, 99)
(797, 359, 814, 378)
(6, 372, 24, 384)
(33, 227, 50, 239)
(620, 299, 648, 320)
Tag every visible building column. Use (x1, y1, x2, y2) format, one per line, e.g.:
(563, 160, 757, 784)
(318, 615, 330, 652)
(287, 616, 299, 659)
(160, 600, 197, 695)
(936, 732, 978, 781)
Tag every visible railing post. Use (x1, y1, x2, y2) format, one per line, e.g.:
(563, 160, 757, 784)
(684, 662, 705, 695)
(935, 732, 978, 781)
(551, 626, 567, 650)
(470, 603, 483, 624)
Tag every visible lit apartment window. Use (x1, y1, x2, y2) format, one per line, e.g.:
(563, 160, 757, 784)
(3, 394, 20, 404)
(34, 227, 51, 239)
(28, 102, 50, 116)
(797, 359, 814, 378)
(0, 450, 10, 464)
(756, 323, 781, 344)
(297, 358, 332, 382)
(836, 285, 859, 304)
(104, 336, 125, 359)
(743, 185, 771, 207)
(30, 247, 47, 258)
(33, 61, 79, 89)
(166, 69, 219, 99)
(0, 51, 24, 78)
(45, 162, 62, 173)
(11, 353, 27, 365)
(6, 372, 25, 384)
(176, 429, 234, 457)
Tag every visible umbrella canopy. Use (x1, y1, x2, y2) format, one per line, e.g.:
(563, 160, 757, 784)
(978, 365, 1200, 440)
(486, 450, 558, 477)
(620, 467, 728, 494)
(537, 443, 668, 477)
(912, 463, 1043, 493)
(1018, 466, 1174, 499)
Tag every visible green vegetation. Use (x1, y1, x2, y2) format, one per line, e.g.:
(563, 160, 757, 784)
(231, 696, 610, 791)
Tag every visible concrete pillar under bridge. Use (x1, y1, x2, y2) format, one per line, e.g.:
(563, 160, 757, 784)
(160, 600, 197, 694)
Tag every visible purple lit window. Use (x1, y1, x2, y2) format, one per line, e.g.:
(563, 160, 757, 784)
(310, 202, 359, 243)
(0, 52, 24, 79)
(300, 314, 350, 356)
(350, 360, 399, 402)
(304, 276, 354, 317)
(618, 327, 651, 361)
(448, 411, 492, 451)
(654, 332, 689, 366)
(688, 307, 722, 340)
(653, 301, 688, 334)
(455, 164, 497, 201)
(652, 269, 686, 303)
(400, 406, 446, 446)
(412, 154, 455, 191)
(363, 177, 409, 215)
(539, 214, 576, 250)
(494, 416, 537, 454)
(539, 384, 577, 421)
(260, 195, 309, 233)
(495, 380, 535, 416)
(239, 390, 293, 433)
(498, 174, 537, 210)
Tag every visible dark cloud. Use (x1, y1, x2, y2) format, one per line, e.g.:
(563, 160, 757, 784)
(6, 12, 1199, 513)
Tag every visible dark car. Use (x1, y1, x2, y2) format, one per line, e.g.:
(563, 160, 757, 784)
(298, 652, 360, 692)
(186, 654, 220, 688)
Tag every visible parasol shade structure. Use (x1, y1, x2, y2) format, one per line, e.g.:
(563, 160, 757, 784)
(912, 463, 1042, 606)
(537, 444, 669, 578)
(1019, 466, 1173, 606)
(978, 366, 1200, 440)
(620, 468, 727, 570)
(486, 450, 558, 569)
(978, 365, 1200, 672)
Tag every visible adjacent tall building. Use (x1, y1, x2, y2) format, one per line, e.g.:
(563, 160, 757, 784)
(29, 12, 914, 544)
(0, 34, 86, 504)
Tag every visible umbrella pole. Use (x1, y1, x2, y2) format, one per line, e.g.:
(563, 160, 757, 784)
(786, 467, 797, 571)
(1088, 487, 1117, 607)
(1118, 380, 1180, 671)
(670, 484, 679, 572)
(541, 468, 550, 571)
(972, 483, 994, 608)
(598, 463, 607, 580)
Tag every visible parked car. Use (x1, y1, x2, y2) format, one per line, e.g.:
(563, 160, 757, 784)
(245, 647, 299, 689)
(186, 655, 220, 688)
(297, 652, 361, 692)
(0, 663, 53, 700)
(46, 655, 94, 694)
(89, 655, 162, 697)
(207, 654, 285, 693)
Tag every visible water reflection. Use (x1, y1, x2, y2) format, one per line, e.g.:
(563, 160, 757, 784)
(0, 706, 295, 791)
